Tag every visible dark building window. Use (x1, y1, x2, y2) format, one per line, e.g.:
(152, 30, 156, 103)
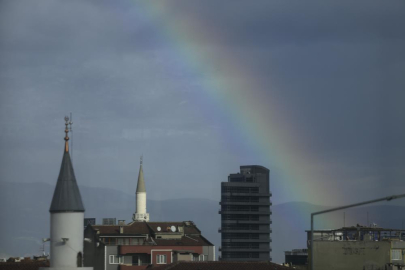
(223, 233, 260, 239)
(221, 196, 259, 203)
(223, 243, 260, 249)
(101, 238, 116, 245)
(223, 252, 260, 258)
(77, 252, 82, 267)
(222, 224, 260, 230)
(222, 205, 259, 212)
(222, 214, 259, 221)
(221, 187, 259, 193)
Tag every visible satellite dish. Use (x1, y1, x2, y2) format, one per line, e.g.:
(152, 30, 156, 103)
(171, 226, 176, 232)
(157, 226, 161, 232)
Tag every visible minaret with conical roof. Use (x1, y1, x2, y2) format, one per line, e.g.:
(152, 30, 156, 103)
(133, 156, 149, 222)
(42, 117, 91, 270)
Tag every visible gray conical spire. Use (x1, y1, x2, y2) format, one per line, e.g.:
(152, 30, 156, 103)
(136, 156, 146, 193)
(49, 117, 84, 213)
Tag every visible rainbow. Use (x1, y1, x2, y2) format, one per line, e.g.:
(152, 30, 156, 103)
(119, 2, 330, 209)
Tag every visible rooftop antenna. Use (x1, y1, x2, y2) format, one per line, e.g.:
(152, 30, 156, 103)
(140, 154, 143, 165)
(69, 112, 73, 162)
(64, 116, 70, 153)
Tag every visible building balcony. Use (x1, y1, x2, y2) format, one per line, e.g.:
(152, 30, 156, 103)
(221, 238, 271, 243)
(222, 182, 260, 187)
(220, 257, 265, 262)
(221, 192, 271, 197)
(219, 228, 272, 234)
(219, 248, 271, 252)
(219, 210, 271, 215)
(221, 220, 272, 225)
(219, 201, 271, 206)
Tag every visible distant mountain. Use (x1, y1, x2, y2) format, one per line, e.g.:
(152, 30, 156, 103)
(1, 182, 404, 263)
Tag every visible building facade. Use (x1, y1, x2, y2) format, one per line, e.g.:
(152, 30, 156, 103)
(284, 249, 308, 269)
(219, 165, 272, 261)
(308, 226, 405, 270)
(84, 221, 215, 270)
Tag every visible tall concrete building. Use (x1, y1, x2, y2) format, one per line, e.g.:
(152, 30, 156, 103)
(219, 165, 272, 261)
(133, 156, 149, 222)
(40, 117, 92, 270)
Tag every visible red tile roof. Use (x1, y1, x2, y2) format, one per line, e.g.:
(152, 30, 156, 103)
(92, 221, 201, 236)
(148, 261, 290, 270)
(90, 221, 213, 247)
(92, 222, 150, 235)
(153, 235, 213, 246)
(147, 222, 201, 234)
(0, 261, 50, 270)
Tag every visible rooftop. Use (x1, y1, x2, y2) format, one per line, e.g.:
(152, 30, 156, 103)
(148, 261, 290, 270)
(306, 225, 405, 233)
(88, 221, 213, 246)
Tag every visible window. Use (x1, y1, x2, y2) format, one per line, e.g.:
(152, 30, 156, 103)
(223, 233, 260, 239)
(103, 238, 116, 245)
(109, 255, 122, 264)
(392, 250, 402, 260)
(199, 255, 207, 261)
(156, 254, 167, 264)
(117, 238, 130, 245)
(223, 205, 259, 212)
(222, 252, 259, 259)
(223, 243, 259, 249)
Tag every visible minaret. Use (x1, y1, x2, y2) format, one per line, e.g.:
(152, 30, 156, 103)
(42, 117, 92, 270)
(133, 156, 150, 222)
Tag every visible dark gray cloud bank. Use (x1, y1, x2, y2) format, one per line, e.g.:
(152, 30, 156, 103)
(0, 0, 404, 206)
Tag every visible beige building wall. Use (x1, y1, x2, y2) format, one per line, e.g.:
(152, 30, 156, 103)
(176, 254, 193, 262)
(311, 240, 391, 270)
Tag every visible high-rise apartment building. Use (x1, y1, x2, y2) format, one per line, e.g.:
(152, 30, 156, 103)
(219, 165, 272, 261)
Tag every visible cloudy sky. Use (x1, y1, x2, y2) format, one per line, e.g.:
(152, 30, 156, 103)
(1, 0, 404, 206)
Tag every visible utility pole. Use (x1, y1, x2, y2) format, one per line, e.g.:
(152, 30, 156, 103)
(343, 212, 345, 227)
(367, 211, 369, 226)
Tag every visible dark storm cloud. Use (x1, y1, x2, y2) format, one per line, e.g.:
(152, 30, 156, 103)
(158, 0, 405, 197)
(0, 0, 404, 204)
(156, 0, 405, 46)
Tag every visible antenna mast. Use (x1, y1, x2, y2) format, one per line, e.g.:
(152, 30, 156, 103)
(69, 112, 73, 162)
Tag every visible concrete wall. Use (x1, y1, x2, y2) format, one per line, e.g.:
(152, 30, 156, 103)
(311, 241, 391, 270)
(175, 254, 193, 262)
(84, 227, 104, 270)
(106, 246, 120, 270)
(203, 246, 215, 261)
(50, 212, 84, 268)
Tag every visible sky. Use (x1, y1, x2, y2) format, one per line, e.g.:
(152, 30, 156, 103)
(1, 0, 404, 206)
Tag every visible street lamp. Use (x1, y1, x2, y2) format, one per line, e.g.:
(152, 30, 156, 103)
(310, 194, 405, 270)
